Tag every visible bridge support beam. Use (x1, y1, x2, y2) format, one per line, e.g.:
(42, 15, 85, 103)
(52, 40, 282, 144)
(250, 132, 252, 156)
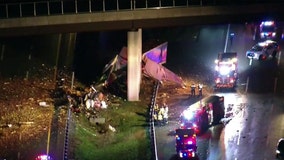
(127, 28, 142, 101)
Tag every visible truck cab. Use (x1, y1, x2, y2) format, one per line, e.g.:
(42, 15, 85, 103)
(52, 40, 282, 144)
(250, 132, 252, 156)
(214, 52, 238, 89)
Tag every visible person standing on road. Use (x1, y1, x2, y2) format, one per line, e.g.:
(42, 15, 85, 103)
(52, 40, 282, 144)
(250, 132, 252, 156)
(190, 83, 196, 96)
(153, 103, 159, 121)
(198, 83, 203, 97)
(162, 103, 169, 125)
(158, 106, 165, 126)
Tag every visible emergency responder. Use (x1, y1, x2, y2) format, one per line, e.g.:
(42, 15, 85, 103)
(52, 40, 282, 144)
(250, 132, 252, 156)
(190, 83, 196, 96)
(84, 86, 96, 110)
(158, 106, 165, 126)
(230, 32, 235, 45)
(198, 83, 203, 97)
(153, 103, 159, 121)
(162, 103, 169, 124)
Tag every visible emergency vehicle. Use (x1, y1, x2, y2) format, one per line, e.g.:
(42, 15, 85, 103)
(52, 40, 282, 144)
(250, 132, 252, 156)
(35, 154, 52, 160)
(214, 52, 238, 89)
(180, 95, 224, 135)
(175, 128, 197, 159)
(259, 21, 277, 39)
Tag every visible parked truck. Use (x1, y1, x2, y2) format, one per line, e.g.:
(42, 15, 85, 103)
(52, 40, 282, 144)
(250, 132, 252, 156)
(214, 52, 238, 89)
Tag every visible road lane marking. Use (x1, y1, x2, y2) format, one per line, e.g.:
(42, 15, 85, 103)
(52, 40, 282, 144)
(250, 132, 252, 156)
(237, 127, 241, 145)
(245, 77, 249, 94)
(224, 24, 231, 52)
(278, 51, 281, 66)
(266, 104, 274, 146)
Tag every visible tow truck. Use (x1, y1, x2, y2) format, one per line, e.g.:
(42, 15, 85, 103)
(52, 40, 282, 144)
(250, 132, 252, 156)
(180, 95, 225, 135)
(175, 128, 197, 159)
(214, 52, 238, 89)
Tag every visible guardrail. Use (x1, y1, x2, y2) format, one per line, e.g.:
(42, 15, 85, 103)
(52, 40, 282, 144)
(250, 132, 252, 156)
(0, 0, 281, 19)
(149, 81, 160, 160)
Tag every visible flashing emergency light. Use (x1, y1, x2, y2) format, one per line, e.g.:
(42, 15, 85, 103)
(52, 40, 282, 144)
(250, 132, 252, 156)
(180, 152, 186, 158)
(261, 21, 274, 26)
(179, 150, 195, 158)
(36, 155, 51, 160)
(176, 135, 181, 140)
(187, 140, 193, 145)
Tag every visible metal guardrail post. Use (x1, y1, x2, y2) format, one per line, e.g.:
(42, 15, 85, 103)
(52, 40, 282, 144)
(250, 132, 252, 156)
(61, 0, 64, 15)
(103, 0, 105, 12)
(33, 2, 36, 16)
(75, 0, 78, 14)
(19, 3, 22, 17)
(88, 0, 91, 13)
(145, 0, 148, 8)
(47, 1, 50, 15)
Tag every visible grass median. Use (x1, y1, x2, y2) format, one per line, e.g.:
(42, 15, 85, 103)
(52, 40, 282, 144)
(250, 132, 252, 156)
(73, 100, 152, 160)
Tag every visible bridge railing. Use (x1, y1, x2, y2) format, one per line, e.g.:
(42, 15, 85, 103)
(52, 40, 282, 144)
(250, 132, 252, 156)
(0, 0, 282, 19)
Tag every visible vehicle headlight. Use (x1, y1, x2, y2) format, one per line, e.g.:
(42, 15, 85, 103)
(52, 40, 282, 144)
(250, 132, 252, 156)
(215, 65, 219, 71)
(182, 110, 194, 120)
(219, 66, 230, 75)
(276, 150, 280, 154)
(231, 64, 236, 70)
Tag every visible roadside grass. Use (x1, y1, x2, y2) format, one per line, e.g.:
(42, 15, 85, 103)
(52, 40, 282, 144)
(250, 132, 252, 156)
(74, 100, 152, 160)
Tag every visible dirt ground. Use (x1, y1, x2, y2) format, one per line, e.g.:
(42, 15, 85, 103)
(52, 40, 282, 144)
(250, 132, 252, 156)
(0, 62, 210, 159)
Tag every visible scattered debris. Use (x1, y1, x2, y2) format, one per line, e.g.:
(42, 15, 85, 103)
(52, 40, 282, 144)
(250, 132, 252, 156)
(39, 101, 49, 107)
(108, 124, 116, 132)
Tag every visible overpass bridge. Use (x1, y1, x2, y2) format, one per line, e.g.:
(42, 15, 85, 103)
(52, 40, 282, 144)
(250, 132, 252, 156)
(0, 0, 284, 36)
(1, 0, 284, 101)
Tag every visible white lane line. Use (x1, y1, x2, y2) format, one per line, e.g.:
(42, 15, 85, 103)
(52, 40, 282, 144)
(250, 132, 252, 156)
(245, 77, 249, 94)
(237, 127, 241, 145)
(224, 24, 231, 52)
(266, 104, 274, 146)
(278, 51, 281, 66)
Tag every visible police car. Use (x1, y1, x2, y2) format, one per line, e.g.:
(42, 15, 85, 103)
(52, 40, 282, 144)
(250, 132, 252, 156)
(259, 21, 277, 39)
(246, 40, 279, 60)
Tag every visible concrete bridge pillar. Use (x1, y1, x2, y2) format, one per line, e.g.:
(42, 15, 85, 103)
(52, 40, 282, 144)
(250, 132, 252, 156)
(127, 28, 142, 101)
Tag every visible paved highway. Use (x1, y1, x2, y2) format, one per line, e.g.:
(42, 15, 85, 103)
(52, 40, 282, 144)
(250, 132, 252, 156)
(155, 22, 284, 160)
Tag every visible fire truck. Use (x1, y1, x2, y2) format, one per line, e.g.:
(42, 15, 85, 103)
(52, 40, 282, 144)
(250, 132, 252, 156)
(180, 95, 225, 135)
(214, 52, 238, 89)
(175, 128, 197, 159)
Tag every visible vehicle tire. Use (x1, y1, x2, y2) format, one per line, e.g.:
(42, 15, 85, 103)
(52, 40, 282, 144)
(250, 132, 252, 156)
(272, 51, 277, 58)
